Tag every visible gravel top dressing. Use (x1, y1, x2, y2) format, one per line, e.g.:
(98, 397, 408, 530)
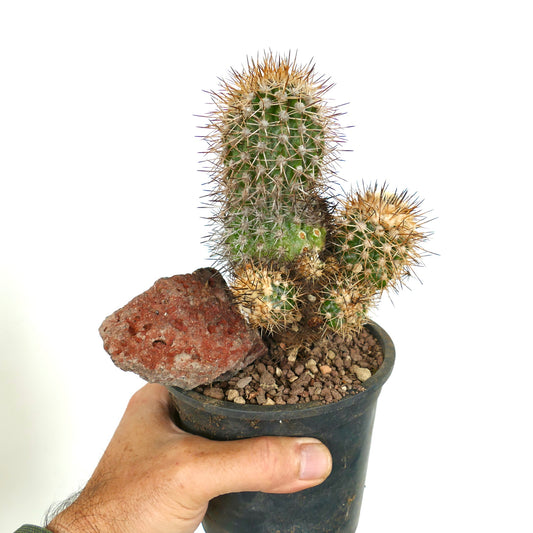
(196, 326, 384, 405)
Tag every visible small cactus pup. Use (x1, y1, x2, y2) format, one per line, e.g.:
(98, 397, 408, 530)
(334, 183, 427, 292)
(323, 182, 429, 335)
(204, 53, 430, 342)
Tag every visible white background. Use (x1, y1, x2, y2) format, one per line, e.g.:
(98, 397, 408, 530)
(1, 1, 532, 532)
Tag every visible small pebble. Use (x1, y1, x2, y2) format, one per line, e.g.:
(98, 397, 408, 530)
(287, 347, 299, 363)
(226, 389, 239, 402)
(319, 364, 332, 375)
(332, 390, 342, 401)
(354, 366, 372, 382)
(260, 372, 277, 390)
(236, 376, 252, 389)
(194, 326, 383, 406)
(305, 359, 318, 374)
(256, 363, 267, 374)
(256, 390, 266, 404)
(334, 356, 344, 369)
(204, 387, 224, 400)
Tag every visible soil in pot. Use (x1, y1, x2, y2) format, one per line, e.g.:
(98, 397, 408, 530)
(195, 325, 384, 406)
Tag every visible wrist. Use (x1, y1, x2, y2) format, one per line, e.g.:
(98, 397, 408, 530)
(46, 506, 101, 533)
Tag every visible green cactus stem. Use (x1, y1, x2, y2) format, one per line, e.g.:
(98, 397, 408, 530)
(334, 183, 429, 294)
(203, 54, 431, 342)
(205, 53, 342, 267)
(224, 214, 327, 263)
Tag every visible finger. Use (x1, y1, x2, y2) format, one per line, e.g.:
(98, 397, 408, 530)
(122, 386, 332, 500)
(103, 384, 183, 460)
(122, 383, 180, 431)
(174, 435, 332, 504)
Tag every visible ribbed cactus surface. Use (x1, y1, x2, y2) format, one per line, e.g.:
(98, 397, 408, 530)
(334, 184, 427, 293)
(204, 53, 429, 340)
(206, 54, 341, 266)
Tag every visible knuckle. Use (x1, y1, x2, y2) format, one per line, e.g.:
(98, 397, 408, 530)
(252, 437, 292, 485)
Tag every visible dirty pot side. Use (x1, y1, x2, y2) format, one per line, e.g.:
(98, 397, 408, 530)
(168, 321, 395, 533)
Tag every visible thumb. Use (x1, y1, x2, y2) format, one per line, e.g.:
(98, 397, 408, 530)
(179, 435, 332, 504)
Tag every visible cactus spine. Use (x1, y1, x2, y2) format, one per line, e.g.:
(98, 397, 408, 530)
(205, 53, 429, 340)
(334, 183, 427, 293)
(206, 54, 340, 266)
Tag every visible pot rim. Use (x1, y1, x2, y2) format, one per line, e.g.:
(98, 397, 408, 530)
(168, 320, 395, 419)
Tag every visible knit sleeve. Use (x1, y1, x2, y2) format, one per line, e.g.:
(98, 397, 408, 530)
(14, 525, 53, 533)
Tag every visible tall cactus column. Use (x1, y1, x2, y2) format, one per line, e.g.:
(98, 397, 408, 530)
(205, 54, 342, 333)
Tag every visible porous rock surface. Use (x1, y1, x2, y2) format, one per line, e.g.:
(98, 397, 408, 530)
(99, 268, 267, 389)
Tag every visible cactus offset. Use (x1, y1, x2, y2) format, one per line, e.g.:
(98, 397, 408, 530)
(320, 279, 374, 335)
(334, 183, 428, 294)
(231, 264, 302, 331)
(204, 53, 430, 340)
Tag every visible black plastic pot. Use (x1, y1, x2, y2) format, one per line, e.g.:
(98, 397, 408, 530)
(168, 321, 395, 533)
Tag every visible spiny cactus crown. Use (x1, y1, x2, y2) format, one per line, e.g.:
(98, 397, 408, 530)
(334, 184, 427, 292)
(204, 53, 429, 339)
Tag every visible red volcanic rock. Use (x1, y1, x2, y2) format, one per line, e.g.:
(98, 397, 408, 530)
(99, 268, 267, 389)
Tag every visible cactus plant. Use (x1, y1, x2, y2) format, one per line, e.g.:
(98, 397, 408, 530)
(205, 53, 429, 341)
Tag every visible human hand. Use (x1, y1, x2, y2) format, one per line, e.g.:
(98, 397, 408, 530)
(46, 383, 332, 533)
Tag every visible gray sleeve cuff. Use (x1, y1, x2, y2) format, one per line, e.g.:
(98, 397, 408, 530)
(14, 525, 52, 533)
